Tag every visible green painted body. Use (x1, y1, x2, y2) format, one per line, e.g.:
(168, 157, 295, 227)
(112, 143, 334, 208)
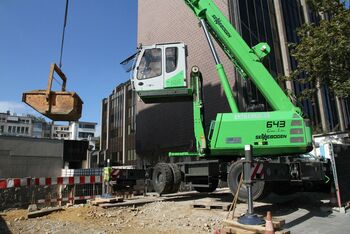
(168, 0, 313, 158)
(209, 112, 312, 156)
(216, 64, 239, 113)
(165, 71, 186, 88)
(183, 0, 300, 114)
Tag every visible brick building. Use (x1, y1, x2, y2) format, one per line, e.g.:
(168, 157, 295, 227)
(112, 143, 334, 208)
(136, 0, 236, 166)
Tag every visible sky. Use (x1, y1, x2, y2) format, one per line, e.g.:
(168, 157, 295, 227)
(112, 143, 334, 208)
(0, 0, 138, 134)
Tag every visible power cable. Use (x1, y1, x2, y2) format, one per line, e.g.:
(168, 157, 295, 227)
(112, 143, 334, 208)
(59, 0, 69, 68)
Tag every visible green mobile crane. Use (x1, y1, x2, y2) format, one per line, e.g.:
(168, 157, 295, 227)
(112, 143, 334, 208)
(127, 0, 325, 200)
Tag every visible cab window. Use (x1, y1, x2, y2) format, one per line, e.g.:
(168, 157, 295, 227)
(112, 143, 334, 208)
(137, 48, 162, 80)
(166, 47, 178, 73)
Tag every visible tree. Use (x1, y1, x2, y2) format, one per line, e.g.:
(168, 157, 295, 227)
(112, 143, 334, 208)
(287, 0, 350, 100)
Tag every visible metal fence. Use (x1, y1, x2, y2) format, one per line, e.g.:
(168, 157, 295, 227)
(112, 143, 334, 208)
(61, 168, 103, 177)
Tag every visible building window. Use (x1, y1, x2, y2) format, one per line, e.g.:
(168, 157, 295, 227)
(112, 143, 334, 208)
(78, 132, 94, 138)
(8, 126, 12, 132)
(0, 125, 4, 133)
(79, 124, 95, 129)
(25, 127, 28, 134)
(21, 127, 24, 134)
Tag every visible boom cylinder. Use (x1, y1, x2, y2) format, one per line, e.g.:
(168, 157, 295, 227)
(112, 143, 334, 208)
(200, 19, 239, 113)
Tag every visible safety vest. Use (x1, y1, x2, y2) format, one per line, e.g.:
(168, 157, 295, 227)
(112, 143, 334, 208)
(103, 167, 112, 182)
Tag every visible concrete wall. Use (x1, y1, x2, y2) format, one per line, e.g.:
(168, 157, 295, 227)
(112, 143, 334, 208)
(137, 0, 235, 164)
(0, 136, 63, 178)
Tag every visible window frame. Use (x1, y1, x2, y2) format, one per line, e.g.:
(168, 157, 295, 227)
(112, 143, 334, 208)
(136, 48, 163, 80)
(165, 47, 178, 73)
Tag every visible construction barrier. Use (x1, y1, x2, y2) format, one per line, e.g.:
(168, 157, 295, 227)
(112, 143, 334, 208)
(0, 176, 103, 209)
(1, 168, 146, 209)
(0, 176, 103, 190)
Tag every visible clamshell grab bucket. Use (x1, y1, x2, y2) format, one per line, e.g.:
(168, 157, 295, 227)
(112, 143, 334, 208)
(22, 63, 83, 121)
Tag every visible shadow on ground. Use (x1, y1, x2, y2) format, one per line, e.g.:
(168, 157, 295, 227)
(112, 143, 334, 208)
(0, 215, 11, 234)
(160, 189, 334, 230)
(255, 192, 334, 229)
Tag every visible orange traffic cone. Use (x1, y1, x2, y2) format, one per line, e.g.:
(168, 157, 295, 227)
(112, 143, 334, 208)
(264, 211, 274, 234)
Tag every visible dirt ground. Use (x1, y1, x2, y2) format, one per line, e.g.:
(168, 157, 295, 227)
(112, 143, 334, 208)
(0, 193, 230, 234)
(1, 189, 349, 234)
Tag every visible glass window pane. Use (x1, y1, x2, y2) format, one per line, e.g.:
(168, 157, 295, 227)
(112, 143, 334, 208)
(166, 47, 178, 73)
(137, 48, 162, 79)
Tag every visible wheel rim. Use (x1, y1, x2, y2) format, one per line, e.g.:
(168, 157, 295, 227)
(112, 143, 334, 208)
(156, 172, 164, 184)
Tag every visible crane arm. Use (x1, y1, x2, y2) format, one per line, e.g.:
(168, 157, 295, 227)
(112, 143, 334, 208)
(183, 0, 300, 114)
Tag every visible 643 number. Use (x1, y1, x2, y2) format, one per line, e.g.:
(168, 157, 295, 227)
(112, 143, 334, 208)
(266, 121, 286, 128)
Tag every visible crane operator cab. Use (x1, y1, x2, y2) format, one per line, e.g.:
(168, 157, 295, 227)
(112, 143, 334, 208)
(125, 42, 193, 103)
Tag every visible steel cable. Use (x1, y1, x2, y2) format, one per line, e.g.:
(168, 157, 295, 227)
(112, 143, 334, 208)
(59, 0, 69, 68)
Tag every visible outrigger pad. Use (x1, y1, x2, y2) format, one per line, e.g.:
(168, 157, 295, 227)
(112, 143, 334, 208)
(137, 88, 193, 103)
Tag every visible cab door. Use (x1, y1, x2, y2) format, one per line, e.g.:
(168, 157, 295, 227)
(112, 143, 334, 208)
(163, 43, 187, 89)
(134, 45, 164, 92)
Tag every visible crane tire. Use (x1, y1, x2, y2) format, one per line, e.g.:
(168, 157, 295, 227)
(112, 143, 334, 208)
(152, 163, 174, 195)
(169, 163, 182, 194)
(227, 160, 270, 202)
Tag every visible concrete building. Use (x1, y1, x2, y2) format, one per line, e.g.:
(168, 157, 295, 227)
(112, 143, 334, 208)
(0, 111, 96, 141)
(0, 136, 63, 178)
(135, 0, 350, 163)
(100, 81, 137, 166)
(51, 121, 97, 141)
(0, 112, 32, 137)
(0, 135, 90, 178)
(0, 111, 50, 138)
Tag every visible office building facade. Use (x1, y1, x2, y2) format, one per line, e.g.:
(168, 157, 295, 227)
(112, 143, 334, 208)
(0, 111, 51, 138)
(51, 121, 97, 141)
(100, 81, 137, 166)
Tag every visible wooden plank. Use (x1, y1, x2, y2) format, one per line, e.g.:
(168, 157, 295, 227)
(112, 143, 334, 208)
(275, 231, 290, 234)
(223, 220, 265, 233)
(90, 197, 123, 206)
(271, 217, 285, 230)
(222, 219, 290, 234)
(99, 197, 159, 208)
(221, 226, 290, 234)
(227, 216, 285, 230)
(191, 201, 231, 211)
(27, 207, 63, 219)
(221, 226, 256, 234)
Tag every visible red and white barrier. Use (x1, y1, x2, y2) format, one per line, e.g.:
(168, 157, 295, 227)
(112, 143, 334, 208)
(0, 176, 103, 190)
(251, 163, 264, 180)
